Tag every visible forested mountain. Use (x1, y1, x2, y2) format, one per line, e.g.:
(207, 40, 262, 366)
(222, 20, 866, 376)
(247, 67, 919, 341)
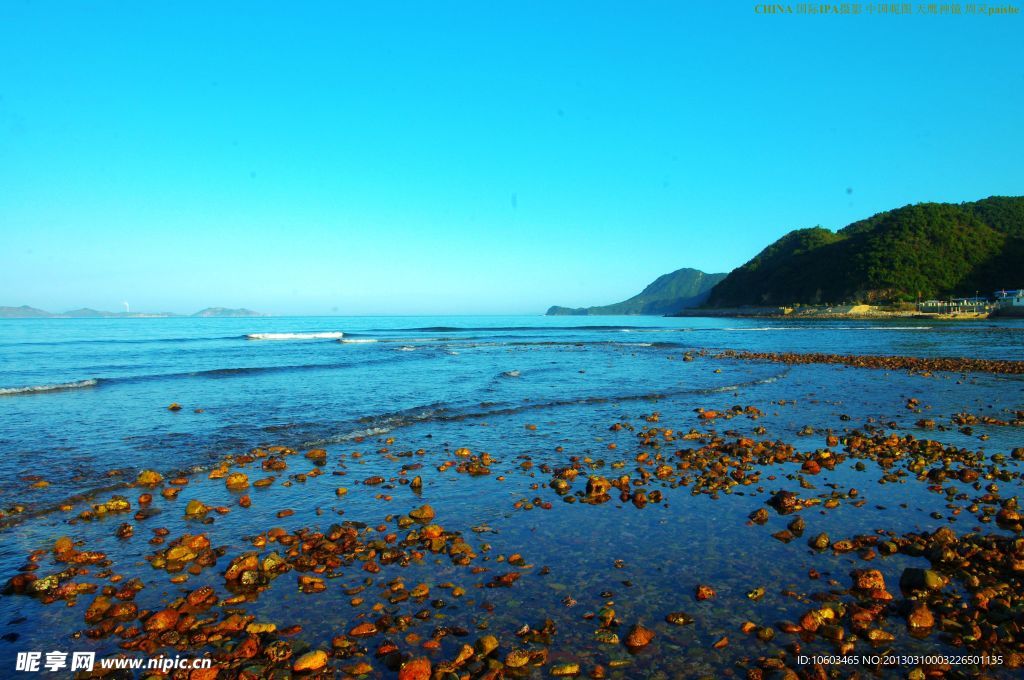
(706, 196, 1024, 307)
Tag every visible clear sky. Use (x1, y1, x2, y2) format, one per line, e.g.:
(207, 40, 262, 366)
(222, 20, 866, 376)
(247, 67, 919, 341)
(1, 2, 1021, 315)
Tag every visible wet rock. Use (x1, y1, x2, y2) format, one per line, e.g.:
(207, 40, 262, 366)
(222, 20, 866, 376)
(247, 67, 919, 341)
(298, 575, 326, 593)
(53, 536, 74, 556)
(748, 508, 769, 524)
(996, 503, 1022, 529)
(224, 553, 260, 583)
(292, 649, 328, 672)
(144, 608, 179, 632)
(809, 533, 830, 550)
(819, 624, 844, 641)
(665, 611, 694, 626)
(475, 634, 498, 657)
(305, 448, 327, 464)
(586, 476, 611, 498)
(866, 628, 895, 643)
(398, 657, 431, 680)
(907, 602, 935, 630)
(349, 622, 377, 638)
(550, 479, 571, 494)
(409, 505, 435, 522)
(801, 460, 821, 474)
(225, 473, 249, 490)
(767, 491, 798, 514)
(505, 649, 530, 668)
(551, 662, 581, 676)
(184, 500, 209, 518)
(899, 568, 947, 593)
(136, 470, 164, 486)
(624, 623, 654, 649)
(695, 584, 716, 601)
(851, 569, 886, 592)
(343, 661, 374, 675)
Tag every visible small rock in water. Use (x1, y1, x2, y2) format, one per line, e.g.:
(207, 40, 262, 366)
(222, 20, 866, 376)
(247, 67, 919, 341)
(665, 611, 694, 626)
(625, 623, 655, 649)
(695, 584, 716, 601)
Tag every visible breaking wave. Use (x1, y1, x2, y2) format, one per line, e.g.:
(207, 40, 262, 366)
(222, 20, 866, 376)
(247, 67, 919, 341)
(246, 332, 345, 340)
(0, 379, 99, 396)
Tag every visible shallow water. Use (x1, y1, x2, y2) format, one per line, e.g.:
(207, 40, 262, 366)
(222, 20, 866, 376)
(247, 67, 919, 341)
(1, 316, 1023, 677)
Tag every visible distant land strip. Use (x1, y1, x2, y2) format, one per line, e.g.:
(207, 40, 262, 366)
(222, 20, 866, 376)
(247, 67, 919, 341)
(716, 349, 1024, 375)
(0, 305, 264, 319)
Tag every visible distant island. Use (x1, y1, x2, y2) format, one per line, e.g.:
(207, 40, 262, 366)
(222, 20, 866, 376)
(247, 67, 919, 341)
(546, 195, 1023, 318)
(0, 306, 266, 319)
(547, 267, 726, 315)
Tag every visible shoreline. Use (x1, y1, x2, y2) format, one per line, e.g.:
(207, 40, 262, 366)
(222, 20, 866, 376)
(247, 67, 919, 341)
(3, 331, 1023, 678)
(671, 305, 1004, 320)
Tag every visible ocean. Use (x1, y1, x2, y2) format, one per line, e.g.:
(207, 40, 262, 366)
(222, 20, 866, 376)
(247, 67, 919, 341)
(1, 316, 1022, 677)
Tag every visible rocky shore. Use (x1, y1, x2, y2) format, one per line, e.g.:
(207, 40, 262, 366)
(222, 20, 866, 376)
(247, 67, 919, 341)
(2, 349, 1023, 678)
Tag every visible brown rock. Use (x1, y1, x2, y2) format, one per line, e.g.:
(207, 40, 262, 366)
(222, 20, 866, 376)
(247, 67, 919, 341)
(695, 584, 716, 601)
(136, 470, 164, 486)
(292, 650, 328, 672)
(851, 569, 886, 592)
(225, 473, 249, 490)
(398, 657, 431, 680)
(144, 608, 180, 632)
(907, 602, 934, 630)
(625, 623, 654, 649)
(409, 505, 435, 522)
(586, 476, 611, 497)
(349, 622, 378, 638)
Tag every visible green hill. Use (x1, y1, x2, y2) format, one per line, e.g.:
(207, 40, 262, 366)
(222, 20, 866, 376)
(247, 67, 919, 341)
(706, 196, 1024, 307)
(547, 268, 726, 316)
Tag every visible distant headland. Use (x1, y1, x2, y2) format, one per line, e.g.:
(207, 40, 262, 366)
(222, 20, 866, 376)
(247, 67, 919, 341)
(547, 195, 1024, 318)
(0, 306, 266, 319)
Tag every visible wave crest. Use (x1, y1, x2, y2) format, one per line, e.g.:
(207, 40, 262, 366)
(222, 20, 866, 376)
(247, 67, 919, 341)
(246, 332, 344, 340)
(0, 379, 99, 396)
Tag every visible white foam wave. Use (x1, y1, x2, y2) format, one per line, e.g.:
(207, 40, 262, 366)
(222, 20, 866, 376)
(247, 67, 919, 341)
(246, 332, 345, 340)
(306, 426, 394, 446)
(339, 338, 378, 344)
(0, 379, 99, 396)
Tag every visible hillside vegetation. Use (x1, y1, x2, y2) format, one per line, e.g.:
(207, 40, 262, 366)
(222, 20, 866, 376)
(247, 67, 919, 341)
(706, 196, 1024, 307)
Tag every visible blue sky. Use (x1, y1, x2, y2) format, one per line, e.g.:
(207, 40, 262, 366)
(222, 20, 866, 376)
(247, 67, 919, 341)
(1, 2, 1021, 315)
